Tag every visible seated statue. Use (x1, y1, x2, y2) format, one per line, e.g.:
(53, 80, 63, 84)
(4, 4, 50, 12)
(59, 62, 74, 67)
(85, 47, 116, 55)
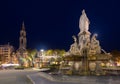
(91, 34, 101, 54)
(69, 36, 80, 55)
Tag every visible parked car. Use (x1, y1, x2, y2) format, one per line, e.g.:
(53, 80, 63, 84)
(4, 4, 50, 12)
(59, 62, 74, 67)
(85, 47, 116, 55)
(1, 63, 20, 69)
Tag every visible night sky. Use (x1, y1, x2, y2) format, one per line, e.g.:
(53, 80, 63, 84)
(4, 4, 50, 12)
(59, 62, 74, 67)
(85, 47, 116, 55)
(0, 0, 120, 52)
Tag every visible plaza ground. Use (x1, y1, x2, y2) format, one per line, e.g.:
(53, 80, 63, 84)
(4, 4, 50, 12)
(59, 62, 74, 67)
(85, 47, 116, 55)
(0, 69, 120, 84)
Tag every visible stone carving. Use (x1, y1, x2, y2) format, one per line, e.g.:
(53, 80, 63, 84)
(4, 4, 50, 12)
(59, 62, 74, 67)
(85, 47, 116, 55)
(64, 9, 112, 75)
(72, 35, 77, 43)
(69, 35, 80, 54)
(77, 10, 91, 55)
(68, 9, 103, 56)
(79, 34, 91, 52)
(79, 10, 90, 34)
(68, 10, 101, 56)
(91, 34, 101, 54)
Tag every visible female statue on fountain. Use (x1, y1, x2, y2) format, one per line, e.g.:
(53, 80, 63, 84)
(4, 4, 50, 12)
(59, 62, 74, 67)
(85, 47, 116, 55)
(79, 9, 90, 34)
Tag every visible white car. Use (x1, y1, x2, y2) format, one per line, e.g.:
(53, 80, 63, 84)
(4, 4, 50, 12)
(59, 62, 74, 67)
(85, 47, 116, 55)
(1, 63, 19, 69)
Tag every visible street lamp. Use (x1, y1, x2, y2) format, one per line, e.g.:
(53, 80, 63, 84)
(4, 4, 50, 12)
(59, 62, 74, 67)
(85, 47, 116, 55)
(40, 49, 44, 52)
(40, 49, 44, 68)
(40, 49, 44, 56)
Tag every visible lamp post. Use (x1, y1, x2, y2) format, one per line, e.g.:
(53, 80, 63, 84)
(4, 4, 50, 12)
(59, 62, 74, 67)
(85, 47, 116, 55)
(40, 49, 44, 68)
(41, 49, 44, 56)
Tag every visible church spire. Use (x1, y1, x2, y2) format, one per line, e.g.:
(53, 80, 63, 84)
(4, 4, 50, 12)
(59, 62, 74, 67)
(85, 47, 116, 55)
(22, 21, 25, 30)
(19, 21, 27, 50)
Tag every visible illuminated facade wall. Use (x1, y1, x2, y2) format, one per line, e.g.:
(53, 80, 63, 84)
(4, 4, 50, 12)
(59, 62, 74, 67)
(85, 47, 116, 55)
(0, 44, 14, 63)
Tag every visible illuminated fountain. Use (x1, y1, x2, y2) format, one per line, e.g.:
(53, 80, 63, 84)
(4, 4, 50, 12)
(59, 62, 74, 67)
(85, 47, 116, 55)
(62, 9, 112, 75)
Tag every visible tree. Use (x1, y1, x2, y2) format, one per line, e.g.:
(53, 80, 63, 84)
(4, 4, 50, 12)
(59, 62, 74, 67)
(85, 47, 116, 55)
(111, 50, 120, 63)
(59, 49, 66, 57)
(46, 49, 54, 56)
(27, 49, 37, 67)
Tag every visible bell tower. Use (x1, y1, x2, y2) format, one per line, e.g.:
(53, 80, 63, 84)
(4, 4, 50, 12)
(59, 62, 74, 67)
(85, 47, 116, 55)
(17, 22, 27, 66)
(19, 21, 27, 51)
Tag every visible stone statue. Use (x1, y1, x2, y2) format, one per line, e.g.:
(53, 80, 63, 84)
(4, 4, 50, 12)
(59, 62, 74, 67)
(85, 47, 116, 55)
(91, 34, 101, 54)
(79, 10, 90, 33)
(72, 35, 77, 43)
(64, 9, 111, 76)
(69, 35, 80, 54)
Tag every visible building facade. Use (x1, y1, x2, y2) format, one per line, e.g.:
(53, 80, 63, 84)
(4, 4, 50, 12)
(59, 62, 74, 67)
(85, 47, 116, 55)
(0, 44, 14, 64)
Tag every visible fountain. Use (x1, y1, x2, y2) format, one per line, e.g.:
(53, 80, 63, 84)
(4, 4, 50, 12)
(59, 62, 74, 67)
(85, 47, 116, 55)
(62, 9, 112, 75)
